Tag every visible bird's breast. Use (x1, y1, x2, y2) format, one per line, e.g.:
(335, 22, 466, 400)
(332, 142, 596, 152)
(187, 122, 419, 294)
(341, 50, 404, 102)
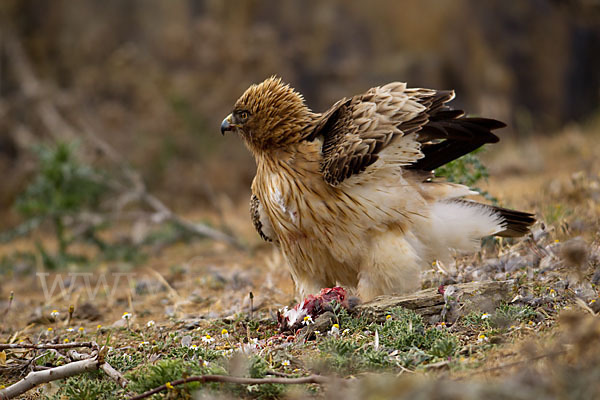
(267, 182, 299, 226)
(255, 152, 325, 237)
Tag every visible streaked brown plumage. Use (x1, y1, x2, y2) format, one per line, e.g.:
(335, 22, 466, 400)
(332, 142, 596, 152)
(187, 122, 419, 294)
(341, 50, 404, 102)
(221, 77, 534, 300)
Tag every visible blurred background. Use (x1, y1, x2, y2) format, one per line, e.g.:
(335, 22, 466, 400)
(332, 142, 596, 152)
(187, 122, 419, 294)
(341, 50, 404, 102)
(1, 0, 599, 226)
(2, 3, 600, 393)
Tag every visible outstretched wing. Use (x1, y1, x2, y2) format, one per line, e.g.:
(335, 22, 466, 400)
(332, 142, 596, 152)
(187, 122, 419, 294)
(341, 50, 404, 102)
(310, 82, 504, 186)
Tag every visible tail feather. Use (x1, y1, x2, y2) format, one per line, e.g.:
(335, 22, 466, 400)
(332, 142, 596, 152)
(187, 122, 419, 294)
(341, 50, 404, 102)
(489, 204, 536, 237)
(421, 199, 535, 266)
(453, 199, 536, 238)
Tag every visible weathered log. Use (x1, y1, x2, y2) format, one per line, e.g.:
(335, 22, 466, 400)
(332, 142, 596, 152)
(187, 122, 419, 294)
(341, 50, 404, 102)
(355, 280, 515, 323)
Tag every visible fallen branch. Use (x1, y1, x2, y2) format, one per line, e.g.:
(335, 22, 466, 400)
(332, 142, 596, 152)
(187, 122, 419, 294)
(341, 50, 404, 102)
(0, 357, 98, 399)
(73, 114, 243, 249)
(355, 280, 514, 323)
(0, 341, 96, 351)
(128, 374, 330, 400)
(100, 361, 129, 389)
(0, 347, 129, 399)
(67, 350, 128, 388)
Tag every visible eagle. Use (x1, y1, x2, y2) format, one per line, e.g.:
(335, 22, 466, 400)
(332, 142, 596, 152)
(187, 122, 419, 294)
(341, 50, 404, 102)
(221, 77, 534, 300)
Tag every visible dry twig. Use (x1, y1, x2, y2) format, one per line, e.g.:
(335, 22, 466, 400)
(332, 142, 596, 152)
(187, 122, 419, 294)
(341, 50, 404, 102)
(0, 341, 95, 351)
(67, 350, 128, 388)
(128, 374, 331, 400)
(74, 113, 243, 248)
(265, 370, 298, 377)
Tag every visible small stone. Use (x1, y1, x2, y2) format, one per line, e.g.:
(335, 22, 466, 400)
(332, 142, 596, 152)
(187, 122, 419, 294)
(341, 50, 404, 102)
(296, 311, 335, 342)
(181, 335, 192, 347)
(74, 302, 102, 321)
(560, 237, 588, 268)
(112, 318, 127, 328)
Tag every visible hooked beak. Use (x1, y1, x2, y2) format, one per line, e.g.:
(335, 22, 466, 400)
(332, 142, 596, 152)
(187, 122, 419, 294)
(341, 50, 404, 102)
(221, 114, 234, 135)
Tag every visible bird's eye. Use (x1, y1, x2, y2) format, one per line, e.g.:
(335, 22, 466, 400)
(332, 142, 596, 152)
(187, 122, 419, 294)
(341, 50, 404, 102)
(238, 111, 249, 122)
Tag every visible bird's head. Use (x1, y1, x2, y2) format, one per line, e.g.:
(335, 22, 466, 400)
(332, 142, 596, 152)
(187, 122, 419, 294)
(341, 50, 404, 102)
(221, 77, 316, 153)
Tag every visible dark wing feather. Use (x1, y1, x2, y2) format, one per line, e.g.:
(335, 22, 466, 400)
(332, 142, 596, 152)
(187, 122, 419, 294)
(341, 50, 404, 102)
(311, 82, 424, 186)
(406, 90, 504, 171)
(311, 83, 506, 186)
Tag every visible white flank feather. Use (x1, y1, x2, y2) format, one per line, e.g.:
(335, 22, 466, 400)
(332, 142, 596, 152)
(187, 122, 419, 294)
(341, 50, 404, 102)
(428, 200, 505, 254)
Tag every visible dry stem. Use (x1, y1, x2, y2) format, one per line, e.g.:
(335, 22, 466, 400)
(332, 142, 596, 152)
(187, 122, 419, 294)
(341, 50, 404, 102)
(0, 342, 95, 351)
(128, 374, 330, 400)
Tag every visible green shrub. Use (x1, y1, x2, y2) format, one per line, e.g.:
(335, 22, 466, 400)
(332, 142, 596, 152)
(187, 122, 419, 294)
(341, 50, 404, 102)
(318, 307, 459, 374)
(495, 304, 537, 323)
(16, 142, 106, 221)
(2, 141, 151, 269)
(435, 149, 497, 203)
(11, 142, 108, 268)
(126, 358, 225, 394)
(48, 371, 121, 400)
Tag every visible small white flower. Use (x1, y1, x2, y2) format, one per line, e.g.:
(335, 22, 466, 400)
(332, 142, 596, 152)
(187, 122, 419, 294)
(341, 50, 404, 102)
(481, 313, 490, 320)
(190, 344, 198, 350)
(329, 324, 340, 336)
(122, 312, 132, 320)
(50, 310, 59, 318)
(221, 329, 229, 339)
(477, 334, 488, 343)
(282, 359, 290, 367)
(202, 360, 210, 367)
(342, 329, 350, 336)
(139, 341, 150, 348)
(302, 315, 314, 325)
(146, 320, 155, 328)
(202, 335, 215, 344)
(250, 338, 258, 345)
(66, 327, 74, 332)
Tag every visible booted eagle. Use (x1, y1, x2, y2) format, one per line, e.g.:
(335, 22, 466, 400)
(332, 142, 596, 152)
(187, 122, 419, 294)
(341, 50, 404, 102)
(222, 77, 534, 300)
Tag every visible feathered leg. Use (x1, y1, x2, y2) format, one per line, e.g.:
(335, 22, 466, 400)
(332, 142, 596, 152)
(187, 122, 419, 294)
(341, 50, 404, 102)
(357, 230, 423, 299)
